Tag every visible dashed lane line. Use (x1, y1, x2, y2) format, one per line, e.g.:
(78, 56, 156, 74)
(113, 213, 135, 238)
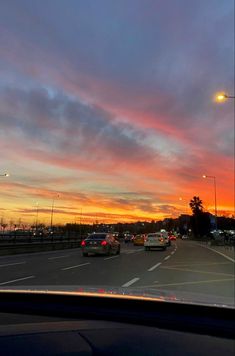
(104, 255, 119, 260)
(122, 277, 140, 287)
(48, 255, 70, 260)
(148, 262, 162, 272)
(164, 255, 171, 261)
(0, 275, 35, 285)
(0, 261, 26, 267)
(61, 262, 90, 271)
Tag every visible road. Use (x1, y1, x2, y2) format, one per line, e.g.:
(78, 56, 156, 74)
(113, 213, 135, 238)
(0, 240, 234, 305)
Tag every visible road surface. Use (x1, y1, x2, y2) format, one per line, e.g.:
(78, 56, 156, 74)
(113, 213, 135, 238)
(0, 239, 234, 305)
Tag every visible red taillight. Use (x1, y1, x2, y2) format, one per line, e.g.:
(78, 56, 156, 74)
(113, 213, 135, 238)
(159, 238, 164, 242)
(101, 240, 107, 246)
(81, 240, 86, 246)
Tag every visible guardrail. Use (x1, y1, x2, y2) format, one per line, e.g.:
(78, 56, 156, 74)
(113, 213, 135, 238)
(0, 237, 82, 256)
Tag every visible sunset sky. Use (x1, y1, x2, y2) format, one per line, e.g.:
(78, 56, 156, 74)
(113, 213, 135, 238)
(0, 0, 234, 225)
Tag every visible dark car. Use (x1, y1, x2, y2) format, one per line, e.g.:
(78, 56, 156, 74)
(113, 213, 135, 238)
(124, 234, 134, 243)
(81, 233, 120, 256)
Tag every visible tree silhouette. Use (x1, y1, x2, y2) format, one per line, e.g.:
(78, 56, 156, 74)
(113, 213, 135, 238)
(189, 196, 203, 215)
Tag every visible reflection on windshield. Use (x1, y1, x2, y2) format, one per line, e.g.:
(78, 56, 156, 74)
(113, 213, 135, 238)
(0, 0, 234, 307)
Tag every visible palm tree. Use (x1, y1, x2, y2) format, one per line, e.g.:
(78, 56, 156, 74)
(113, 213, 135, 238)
(189, 196, 203, 215)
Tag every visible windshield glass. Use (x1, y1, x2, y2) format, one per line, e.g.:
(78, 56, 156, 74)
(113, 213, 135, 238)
(0, 0, 234, 308)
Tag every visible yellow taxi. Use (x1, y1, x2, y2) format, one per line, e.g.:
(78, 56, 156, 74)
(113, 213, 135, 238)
(133, 234, 145, 246)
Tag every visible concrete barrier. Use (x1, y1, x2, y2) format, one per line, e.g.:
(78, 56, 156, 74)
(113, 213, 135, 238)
(0, 240, 81, 256)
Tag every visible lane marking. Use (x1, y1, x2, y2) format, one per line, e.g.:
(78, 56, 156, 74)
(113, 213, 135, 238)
(104, 255, 119, 260)
(122, 277, 140, 287)
(164, 255, 171, 260)
(61, 262, 90, 271)
(160, 266, 234, 277)
(146, 278, 234, 288)
(197, 244, 235, 263)
(171, 251, 175, 255)
(148, 262, 162, 272)
(48, 255, 69, 260)
(0, 261, 26, 267)
(0, 275, 35, 286)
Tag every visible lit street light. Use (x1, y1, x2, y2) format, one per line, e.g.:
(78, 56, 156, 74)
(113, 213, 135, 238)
(202, 175, 217, 230)
(215, 92, 235, 103)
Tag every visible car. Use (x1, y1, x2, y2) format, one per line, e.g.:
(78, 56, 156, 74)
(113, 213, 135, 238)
(160, 229, 171, 246)
(133, 234, 145, 246)
(144, 232, 168, 251)
(169, 234, 176, 241)
(81, 233, 120, 256)
(181, 235, 189, 240)
(124, 234, 134, 243)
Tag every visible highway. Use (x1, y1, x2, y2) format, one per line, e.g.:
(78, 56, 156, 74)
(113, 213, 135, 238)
(0, 240, 234, 305)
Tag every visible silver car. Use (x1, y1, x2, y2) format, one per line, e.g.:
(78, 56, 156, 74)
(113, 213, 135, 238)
(81, 233, 120, 256)
(144, 232, 168, 251)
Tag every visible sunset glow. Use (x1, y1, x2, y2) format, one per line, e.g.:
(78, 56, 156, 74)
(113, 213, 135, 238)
(0, 0, 234, 225)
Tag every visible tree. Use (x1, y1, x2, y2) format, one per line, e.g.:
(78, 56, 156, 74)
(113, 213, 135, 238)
(189, 196, 211, 238)
(189, 196, 203, 215)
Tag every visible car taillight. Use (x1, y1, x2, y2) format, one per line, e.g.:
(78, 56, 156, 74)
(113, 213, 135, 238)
(159, 238, 164, 242)
(101, 240, 107, 246)
(81, 240, 86, 246)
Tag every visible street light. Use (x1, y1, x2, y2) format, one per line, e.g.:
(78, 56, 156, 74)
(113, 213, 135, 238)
(215, 92, 235, 103)
(202, 175, 217, 230)
(50, 194, 59, 234)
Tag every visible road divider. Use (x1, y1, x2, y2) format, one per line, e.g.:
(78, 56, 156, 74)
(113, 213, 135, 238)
(0, 240, 81, 256)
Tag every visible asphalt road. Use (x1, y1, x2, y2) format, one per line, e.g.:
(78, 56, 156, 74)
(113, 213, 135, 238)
(0, 240, 234, 305)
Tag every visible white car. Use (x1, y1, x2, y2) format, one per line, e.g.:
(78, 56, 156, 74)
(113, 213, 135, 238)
(144, 233, 168, 251)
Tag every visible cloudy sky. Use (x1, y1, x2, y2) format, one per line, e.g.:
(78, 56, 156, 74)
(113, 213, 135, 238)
(0, 0, 234, 225)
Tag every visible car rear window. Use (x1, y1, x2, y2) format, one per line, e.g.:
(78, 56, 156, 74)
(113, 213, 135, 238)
(87, 234, 106, 240)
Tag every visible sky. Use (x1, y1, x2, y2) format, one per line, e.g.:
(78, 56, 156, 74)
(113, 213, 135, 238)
(0, 0, 234, 225)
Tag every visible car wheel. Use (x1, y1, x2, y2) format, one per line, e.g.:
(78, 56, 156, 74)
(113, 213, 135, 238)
(162, 247, 166, 251)
(145, 247, 148, 251)
(116, 246, 120, 255)
(82, 252, 88, 257)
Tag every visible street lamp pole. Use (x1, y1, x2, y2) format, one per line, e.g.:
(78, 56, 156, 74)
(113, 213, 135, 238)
(50, 194, 59, 236)
(203, 175, 217, 230)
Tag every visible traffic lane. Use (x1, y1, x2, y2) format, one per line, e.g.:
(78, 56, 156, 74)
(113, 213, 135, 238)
(0, 243, 175, 287)
(133, 240, 234, 300)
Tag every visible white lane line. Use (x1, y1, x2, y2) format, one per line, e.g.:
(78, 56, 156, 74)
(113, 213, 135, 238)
(171, 251, 175, 255)
(104, 255, 119, 260)
(122, 277, 140, 287)
(148, 262, 162, 272)
(0, 261, 26, 267)
(61, 262, 90, 271)
(48, 255, 69, 260)
(164, 255, 171, 260)
(197, 244, 235, 263)
(0, 275, 35, 286)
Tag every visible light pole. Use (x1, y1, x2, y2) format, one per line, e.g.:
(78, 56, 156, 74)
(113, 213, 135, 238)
(50, 194, 59, 236)
(202, 175, 217, 230)
(35, 202, 39, 235)
(215, 92, 235, 103)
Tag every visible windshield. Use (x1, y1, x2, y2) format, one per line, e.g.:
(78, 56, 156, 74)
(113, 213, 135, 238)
(0, 0, 234, 308)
